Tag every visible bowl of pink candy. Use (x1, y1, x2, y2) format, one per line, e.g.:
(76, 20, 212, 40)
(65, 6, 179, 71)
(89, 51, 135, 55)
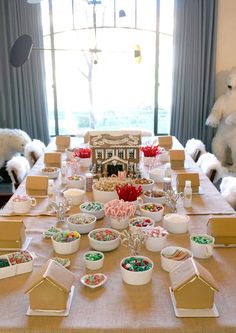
(88, 228, 120, 252)
(52, 230, 81, 254)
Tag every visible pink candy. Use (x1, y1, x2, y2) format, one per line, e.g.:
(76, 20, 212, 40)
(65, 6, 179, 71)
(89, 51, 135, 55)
(13, 195, 29, 202)
(104, 199, 136, 218)
(144, 226, 168, 238)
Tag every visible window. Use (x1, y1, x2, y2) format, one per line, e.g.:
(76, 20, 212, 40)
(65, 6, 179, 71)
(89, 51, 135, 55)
(41, 0, 174, 136)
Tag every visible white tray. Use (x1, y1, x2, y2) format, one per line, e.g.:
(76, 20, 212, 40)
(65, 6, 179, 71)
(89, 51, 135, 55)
(169, 287, 219, 318)
(26, 285, 75, 317)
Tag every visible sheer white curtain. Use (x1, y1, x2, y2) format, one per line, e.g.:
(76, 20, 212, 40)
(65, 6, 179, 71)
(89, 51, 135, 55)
(170, 0, 218, 150)
(0, 0, 50, 144)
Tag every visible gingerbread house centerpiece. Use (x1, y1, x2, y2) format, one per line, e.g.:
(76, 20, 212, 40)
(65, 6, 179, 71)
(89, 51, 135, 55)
(88, 131, 141, 177)
(25, 259, 74, 311)
(169, 258, 219, 310)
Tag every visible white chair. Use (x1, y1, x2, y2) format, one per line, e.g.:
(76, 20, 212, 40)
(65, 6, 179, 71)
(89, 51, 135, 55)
(6, 156, 30, 192)
(185, 138, 206, 162)
(24, 139, 46, 167)
(220, 176, 236, 209)
(196, 152, 225, 183)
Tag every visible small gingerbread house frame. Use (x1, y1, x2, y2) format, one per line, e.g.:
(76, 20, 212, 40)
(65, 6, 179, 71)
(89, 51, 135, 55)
(169, 258, 219, 309)
(207, 215, 236, 245)
(25, 259, 74, 311)
(0, 219, 26, 250)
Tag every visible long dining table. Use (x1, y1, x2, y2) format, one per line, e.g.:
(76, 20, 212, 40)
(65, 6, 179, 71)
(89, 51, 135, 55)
(0, 137, 236, 333)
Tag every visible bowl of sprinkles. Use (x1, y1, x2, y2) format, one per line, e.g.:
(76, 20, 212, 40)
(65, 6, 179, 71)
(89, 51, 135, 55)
(139, 203, 164, 222)
(80, 273, 107, 288)
(84, 251, 104, 270)
(80, 202, 105, 220)
(67, 213, 96, 234)
(129, 216, 155, 234)
(52, 230, 81, 254)
(120, 256, 154, 285)
(88, 228, 120, 252)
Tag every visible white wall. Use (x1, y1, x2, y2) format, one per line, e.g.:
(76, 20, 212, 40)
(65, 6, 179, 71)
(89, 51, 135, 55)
(216, 0, 236, 97)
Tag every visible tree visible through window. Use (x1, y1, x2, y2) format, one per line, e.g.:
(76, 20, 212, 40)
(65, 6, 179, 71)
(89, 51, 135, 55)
(41, 0, 174, 136)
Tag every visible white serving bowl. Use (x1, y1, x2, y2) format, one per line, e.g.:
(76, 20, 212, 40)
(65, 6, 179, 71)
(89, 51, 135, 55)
(139, 203, 164, 222)
(41, 167, 60, 179)
(120, 256, 154, 285)
(80, 201, 105, 220)
(110, 216, 130, 230)
(160, 246, 193, 272)
(145, 234, 167, 252)
(79, 157, 92, 168)
(66, 176, 84, 189)
(83, 251, 104, 270)
(67, 213, 96, 234)
(92, 184, 118, 204)
(163, 213, 189, 234)
(63, 188, 85, 206)
(129, 216, 155, 234)
(132, 178, 155, 192)
(143, 190, 166, 205)
(52, 233, 81, 255)
(149, 168, 165, 183)
(88, 228, 120, 252)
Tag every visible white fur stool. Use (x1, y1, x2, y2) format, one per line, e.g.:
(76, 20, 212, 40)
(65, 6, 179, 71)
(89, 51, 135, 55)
(6, 156, 30, 192)
(220, 176, 236, 209)
(185, 138, 206, 162)
(0, 129, 31, 169)
(24, 139, 46, 167)
(196, 152, 225, 183)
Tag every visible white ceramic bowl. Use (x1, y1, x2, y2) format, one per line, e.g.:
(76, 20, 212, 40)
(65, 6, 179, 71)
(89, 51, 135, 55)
(120, 256, 154, 285)
(67, 213, 96, 234)
(132, 178, 155, 192)
(149, 168, 165, 183)
(139, 203, 164, 222)
(83, 251, 104, 270)
(143, 190, 166, 205)
(92, 184, 118, 204)
(110, 216, 130, 230)
(66, 176, 84, 189)
(63, 188, 85, 206)
(160, 246, 193, 272)
(145, 234, 167, 252)
(51, 233, 81, 255)
(41, 167, 60, 179)
(88, 228, 120, 252)
(79, 157, 92, 168)
(80, 201, 105, 220)
(163, 213, 189, 234)
(129, 216, 155, 234)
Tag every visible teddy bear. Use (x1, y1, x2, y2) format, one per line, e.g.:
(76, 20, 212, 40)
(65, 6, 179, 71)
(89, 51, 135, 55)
(206, 67, 236, 170)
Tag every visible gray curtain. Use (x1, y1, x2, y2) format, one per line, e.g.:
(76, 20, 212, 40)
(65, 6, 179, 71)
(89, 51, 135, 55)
(0, 0, 50, 144)
(170, 0, 218, 151)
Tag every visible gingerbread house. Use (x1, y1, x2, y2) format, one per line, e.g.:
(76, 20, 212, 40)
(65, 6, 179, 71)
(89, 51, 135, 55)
(169, 258, 219, 309)
(207, 215, 236, 245)
(169, 149, 185, 169)
(25, 259, 74, 311)
(176, 172, 200, 193)
(0, 219, 26, 250)
(88, 131, 141, 177)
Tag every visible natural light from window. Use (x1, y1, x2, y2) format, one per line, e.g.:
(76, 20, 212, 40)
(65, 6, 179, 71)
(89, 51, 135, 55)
(41, 0, 174, 136)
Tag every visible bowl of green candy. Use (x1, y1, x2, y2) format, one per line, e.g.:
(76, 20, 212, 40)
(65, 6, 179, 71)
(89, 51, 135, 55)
(83, 251, 104, 270)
